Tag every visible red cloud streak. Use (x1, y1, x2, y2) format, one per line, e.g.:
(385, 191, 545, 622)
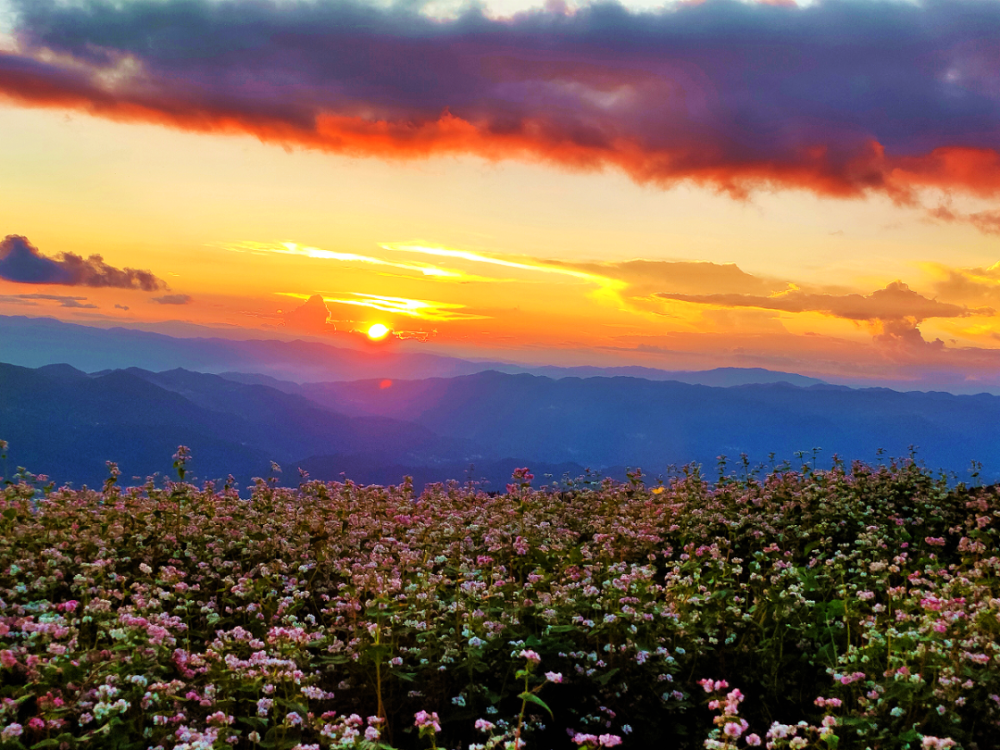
(2, 0, 999, 211)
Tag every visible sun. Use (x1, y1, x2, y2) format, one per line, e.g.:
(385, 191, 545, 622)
(366, 323, 390, 341)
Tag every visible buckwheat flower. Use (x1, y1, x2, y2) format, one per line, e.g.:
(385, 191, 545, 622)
(1, 723, 23, 741)
(0, 650, 16, 669)
(248, 732, 260, 743)
(572, 733, 599, 745)
(724, 722, 744, 738)
(746, 734, 761, 746)
(475, 719, 496, 732)
(545, 671, 563, 683)
(286, 712, 303, 727)
(365, 727, 380, 741)
(414, 710, 441, 732)
(27, 717, 45, 731)
(519, 649, 541, 663)
(599, 734, 622, 747)
(257, 699, 273, 717)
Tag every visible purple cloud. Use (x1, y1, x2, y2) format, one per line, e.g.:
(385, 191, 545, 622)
(656, 281, 987, 322)
(0, 235, 166, 290)
(0, 0, 998, 216)
(0, 293, 97, 308)
(152, 294, 192, 304)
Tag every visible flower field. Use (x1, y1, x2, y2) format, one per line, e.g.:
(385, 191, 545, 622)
(1, 447, 999, 750)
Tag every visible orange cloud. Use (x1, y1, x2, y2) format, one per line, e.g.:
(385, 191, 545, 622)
(656, 281, 988, 323)
(3, 50, 1000, 215)
(278, 292, 490, 322)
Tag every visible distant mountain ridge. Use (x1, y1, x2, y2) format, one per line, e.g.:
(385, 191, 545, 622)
(0, 362, 481, 487)
(2, 361, 999, 486)
(2, 314, 822, 387)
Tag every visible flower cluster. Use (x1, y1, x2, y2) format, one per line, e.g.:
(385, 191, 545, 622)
(0, 453, 997, 749)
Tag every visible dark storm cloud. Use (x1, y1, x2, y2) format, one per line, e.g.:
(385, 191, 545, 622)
(1, 0, 999, 218)
(0, 235, 166, 290)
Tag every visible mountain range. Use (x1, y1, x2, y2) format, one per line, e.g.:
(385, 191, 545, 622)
(1, 315, 824, 386)
(3, 359, 999, 489)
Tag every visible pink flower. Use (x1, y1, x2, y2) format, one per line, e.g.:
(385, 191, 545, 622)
(519, 649, 541, 663)
(724, 722, 744, 738)
(0, 650, 17, 669)
(414, 711, 440, 732)
(1, 724, 23, 741)
(27, 718, 45, 731)
(545, 671, 563, 683)
(746, 734, 762, 746)
(599, 734, 622, 747)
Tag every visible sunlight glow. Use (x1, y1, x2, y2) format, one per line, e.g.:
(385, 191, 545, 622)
(226, 241, 462, 278)
(382, 242, 628, 306)
(367, 323, 390, 340)
(278, 292, 491, 322)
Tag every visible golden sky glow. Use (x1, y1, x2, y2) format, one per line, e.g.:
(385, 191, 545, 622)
(1, 69, 999, 388)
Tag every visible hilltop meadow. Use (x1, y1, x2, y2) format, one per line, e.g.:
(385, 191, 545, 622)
(1, 444, 998, 750)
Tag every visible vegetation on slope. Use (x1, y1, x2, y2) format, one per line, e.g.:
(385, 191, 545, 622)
(1, 444, 998, 750)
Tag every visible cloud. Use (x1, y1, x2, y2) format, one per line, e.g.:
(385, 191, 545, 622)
(557, 258, 781, 297)
(0, 234, 166, 289)
(928, 204, 1000, 235)
(283, 293, 332, 331)
(0, 292, 97, 308)
(152, 293, 191, 304)
(279, 291, 490, 321)
(2, 0, 1000, 213)
(927, 260, 1000, 307)
(656, 281, 988, 323)
(114, 303, 129, 310)
(228, 241, 467, 279)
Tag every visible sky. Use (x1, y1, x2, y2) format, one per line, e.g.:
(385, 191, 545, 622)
(1, 0, 999, 389)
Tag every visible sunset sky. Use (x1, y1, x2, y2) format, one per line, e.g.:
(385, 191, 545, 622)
(1, 0, 1000, 389)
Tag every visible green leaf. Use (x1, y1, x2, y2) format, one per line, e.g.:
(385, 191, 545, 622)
(518, 691, 553, 717)
(32, 740, 62, 749)
(2, 508, 16, 520)
(594, 667, 620, 686)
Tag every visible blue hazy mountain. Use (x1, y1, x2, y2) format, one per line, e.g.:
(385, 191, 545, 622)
(3, 363, 999, 487)
(277, 371, 1000, 478)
